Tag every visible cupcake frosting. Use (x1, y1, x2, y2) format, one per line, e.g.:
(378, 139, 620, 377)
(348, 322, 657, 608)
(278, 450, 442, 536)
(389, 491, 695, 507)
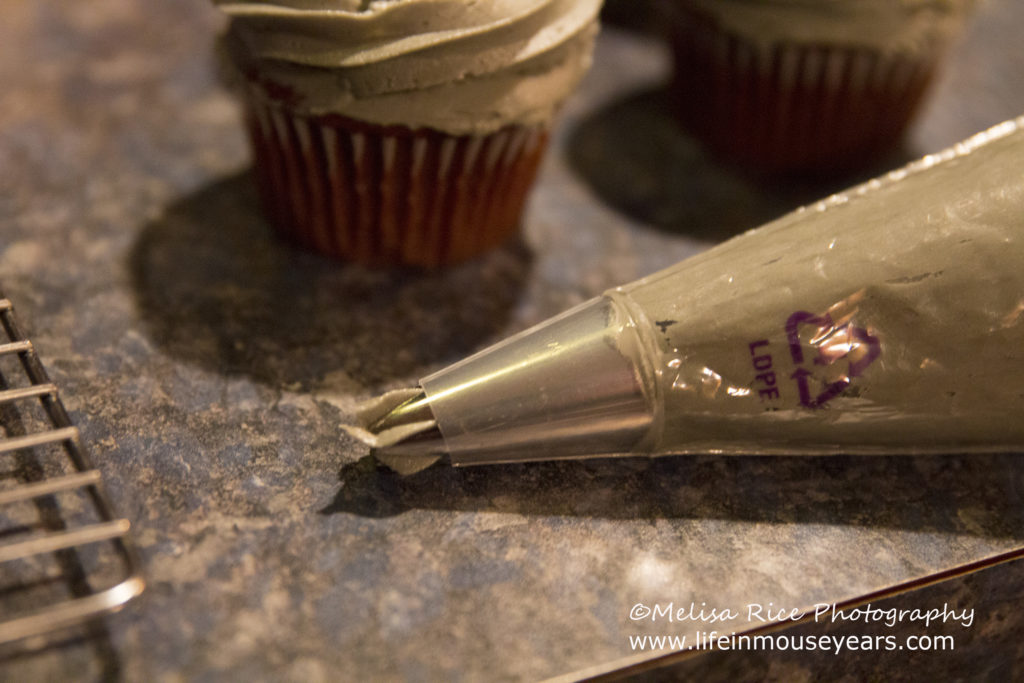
(216, 0, 601, 134)
(676, 0, 977, 54)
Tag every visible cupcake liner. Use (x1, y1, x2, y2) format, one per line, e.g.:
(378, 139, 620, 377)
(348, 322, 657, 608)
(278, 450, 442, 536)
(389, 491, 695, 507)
(244, 96, 550, 267)
(665, 6, 944, 173)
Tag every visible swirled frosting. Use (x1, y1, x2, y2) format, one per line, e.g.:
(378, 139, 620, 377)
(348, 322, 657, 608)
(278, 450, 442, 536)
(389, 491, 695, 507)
(674, 0, 977, 55)
(215, 0, 601, 135)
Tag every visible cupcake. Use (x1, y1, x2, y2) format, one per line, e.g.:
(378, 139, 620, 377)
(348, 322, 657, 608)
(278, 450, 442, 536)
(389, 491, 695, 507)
(659, 0, 977, 174)
(214, 0, 601, 267)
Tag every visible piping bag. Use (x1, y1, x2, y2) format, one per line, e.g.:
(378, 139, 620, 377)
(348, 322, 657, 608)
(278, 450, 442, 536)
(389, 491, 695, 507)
(346, 116, 1024, 474)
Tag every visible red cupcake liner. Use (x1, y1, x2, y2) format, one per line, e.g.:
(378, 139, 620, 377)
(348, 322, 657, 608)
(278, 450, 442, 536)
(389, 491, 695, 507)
(243, 98, 550, 267)
(665, 6, 943, 173)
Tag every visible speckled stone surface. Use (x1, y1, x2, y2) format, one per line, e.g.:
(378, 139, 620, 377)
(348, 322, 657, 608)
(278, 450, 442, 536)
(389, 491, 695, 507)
(2, 0, 1024, 680)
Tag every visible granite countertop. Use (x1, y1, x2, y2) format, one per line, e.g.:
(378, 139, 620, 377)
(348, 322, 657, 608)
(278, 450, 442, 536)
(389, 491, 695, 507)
(3, 0, 1024, 680)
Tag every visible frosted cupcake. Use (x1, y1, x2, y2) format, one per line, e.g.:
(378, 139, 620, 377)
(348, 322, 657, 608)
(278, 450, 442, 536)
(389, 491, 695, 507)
(214, 0, 600, 267)
(659, 0, 977, 173)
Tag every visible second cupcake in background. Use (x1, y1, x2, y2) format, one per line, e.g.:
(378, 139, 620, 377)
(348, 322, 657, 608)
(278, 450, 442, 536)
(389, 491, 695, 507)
(659, 0, 978, 174)
(216, 0, 601, 267)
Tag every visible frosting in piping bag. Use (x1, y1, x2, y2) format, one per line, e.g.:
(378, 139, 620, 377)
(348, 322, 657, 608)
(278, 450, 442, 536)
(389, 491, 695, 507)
(355, 117, 1024, 469)
(616, 117, 1024, 455)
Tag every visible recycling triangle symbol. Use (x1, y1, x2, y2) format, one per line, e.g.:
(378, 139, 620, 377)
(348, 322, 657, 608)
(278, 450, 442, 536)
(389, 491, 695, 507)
(785, 311, 881, 408)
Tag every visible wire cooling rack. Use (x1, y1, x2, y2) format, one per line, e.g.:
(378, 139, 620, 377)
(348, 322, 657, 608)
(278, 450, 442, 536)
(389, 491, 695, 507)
(0, 292, 143, 645)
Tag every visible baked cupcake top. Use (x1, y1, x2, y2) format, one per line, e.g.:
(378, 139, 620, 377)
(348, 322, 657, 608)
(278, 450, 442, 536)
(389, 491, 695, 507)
(675, 0, 977, 54)
(216, 0, 601, 135)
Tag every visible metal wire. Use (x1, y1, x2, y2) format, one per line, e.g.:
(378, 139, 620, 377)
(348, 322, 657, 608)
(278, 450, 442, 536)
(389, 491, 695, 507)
(0, 293, 144, 645)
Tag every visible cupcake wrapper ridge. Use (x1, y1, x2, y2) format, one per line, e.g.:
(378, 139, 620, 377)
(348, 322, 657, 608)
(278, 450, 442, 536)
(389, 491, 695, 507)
(666, 7, 945, 173)
(245, 98, 549, 267)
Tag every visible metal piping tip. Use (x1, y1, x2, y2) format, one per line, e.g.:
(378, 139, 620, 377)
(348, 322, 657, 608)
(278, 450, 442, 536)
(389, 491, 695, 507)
(342, 388, 447, 475)
(367, 390, 434, 433)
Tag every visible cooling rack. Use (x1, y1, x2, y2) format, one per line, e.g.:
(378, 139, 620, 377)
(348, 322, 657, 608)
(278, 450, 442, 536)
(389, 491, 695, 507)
(0, 292, 143, 645)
